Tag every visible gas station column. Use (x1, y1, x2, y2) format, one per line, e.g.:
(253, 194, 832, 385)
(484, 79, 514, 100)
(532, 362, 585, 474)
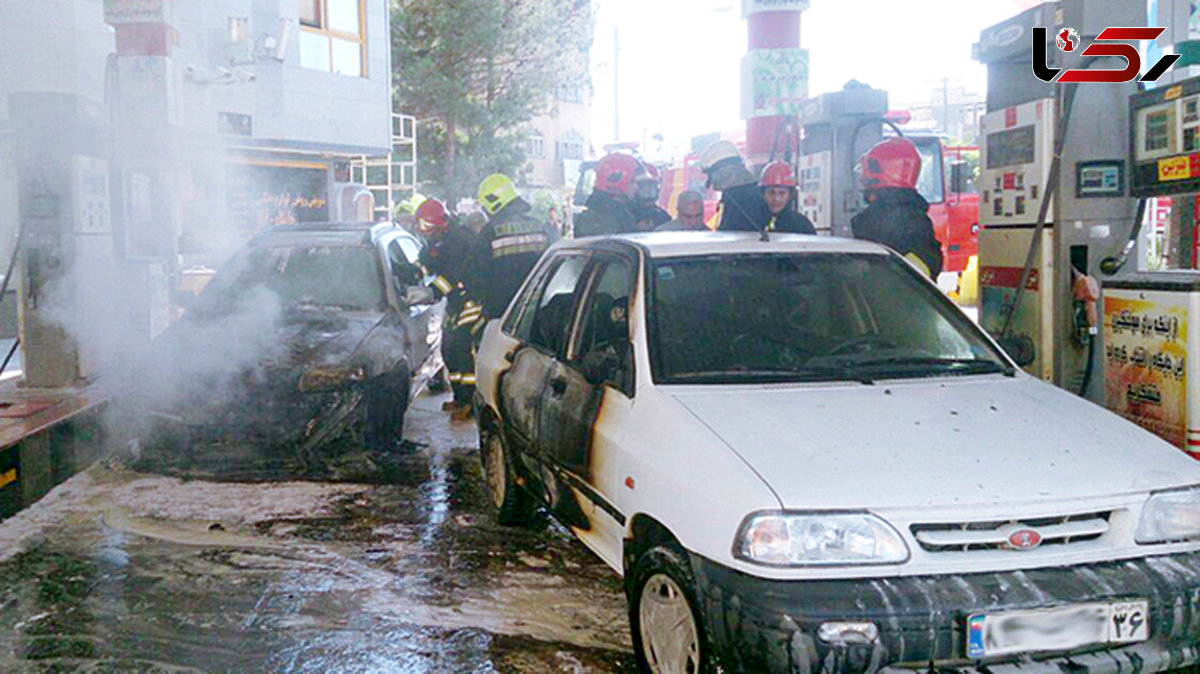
(742, 0, 808, 166)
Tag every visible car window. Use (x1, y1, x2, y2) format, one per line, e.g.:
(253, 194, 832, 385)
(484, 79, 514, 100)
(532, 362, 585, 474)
(571, 256, 635, 395)
(387, 240, 422, 287)
(648, 252, 1009, 384)
(514, 255, 587, 354)
(207, 244, 384, 312)
(394, 234, 421, 264)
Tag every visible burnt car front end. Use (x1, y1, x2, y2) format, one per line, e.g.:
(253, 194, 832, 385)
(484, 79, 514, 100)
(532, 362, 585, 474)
(135, 231, 399, 465)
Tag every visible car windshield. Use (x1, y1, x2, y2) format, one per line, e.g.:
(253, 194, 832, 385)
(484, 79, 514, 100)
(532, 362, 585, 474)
(203, 243, 384, 312)
(648, 252, 1010, 384)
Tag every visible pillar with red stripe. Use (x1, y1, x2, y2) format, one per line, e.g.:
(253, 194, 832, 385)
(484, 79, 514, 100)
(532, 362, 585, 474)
(743, 0, 808, 167)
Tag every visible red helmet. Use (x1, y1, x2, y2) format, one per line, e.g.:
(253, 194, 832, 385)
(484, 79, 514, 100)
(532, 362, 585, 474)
(414, 198, 448, 236)
(759, 160, 797, 188)
(861, 138, 921, 190)
(594, 153, 641, 197)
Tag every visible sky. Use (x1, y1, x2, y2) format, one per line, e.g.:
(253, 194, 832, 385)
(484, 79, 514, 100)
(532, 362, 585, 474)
(589, 0, 1042, 157)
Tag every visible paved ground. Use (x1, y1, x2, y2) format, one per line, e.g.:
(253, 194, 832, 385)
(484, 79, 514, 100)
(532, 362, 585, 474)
(0, 392, 636, 673)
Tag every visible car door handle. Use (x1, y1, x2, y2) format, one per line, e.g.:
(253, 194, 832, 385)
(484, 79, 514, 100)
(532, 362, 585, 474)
(549, 377, 567, 395)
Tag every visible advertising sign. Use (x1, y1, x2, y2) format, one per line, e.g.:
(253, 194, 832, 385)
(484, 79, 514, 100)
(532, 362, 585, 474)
(104, 0, 171, 24)
(742, 0, 809, 16)
(1104, 292, 1189, 449)
(741, 48, 809, 119)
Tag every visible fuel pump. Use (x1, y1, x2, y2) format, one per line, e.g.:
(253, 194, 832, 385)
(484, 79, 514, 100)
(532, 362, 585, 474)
(9, 93, 113, 388)
(1100, 74, 1200, 455)
(796, 85, 888, 236)
(975, 0, 1142, 401)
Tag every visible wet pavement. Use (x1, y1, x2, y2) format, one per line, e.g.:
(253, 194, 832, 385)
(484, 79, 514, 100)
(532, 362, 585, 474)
(0, 393, 635, 672)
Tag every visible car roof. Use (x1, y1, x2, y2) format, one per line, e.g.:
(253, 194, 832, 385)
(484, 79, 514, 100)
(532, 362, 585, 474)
(252, 222, 409, 247)
(555, 232, 892, 259)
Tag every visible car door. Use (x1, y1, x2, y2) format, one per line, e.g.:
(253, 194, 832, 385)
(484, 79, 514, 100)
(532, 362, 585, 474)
(538, 252, 637, 567)
(497, 253, 589, 483)
(385, 234, 440, 386)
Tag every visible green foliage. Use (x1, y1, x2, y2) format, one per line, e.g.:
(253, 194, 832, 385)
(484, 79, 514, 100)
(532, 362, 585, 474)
(392, 0, 593, 202)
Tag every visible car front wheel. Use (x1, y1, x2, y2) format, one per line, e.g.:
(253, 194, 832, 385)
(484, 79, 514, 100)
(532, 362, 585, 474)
(629, 545, 710, 674)
(366, 371, 408, 451)
(481, 427, 532, 525)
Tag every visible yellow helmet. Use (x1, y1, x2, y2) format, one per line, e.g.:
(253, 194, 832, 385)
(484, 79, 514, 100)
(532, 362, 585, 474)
(398, 192, 427, 215)
(477, 173, 518, 216)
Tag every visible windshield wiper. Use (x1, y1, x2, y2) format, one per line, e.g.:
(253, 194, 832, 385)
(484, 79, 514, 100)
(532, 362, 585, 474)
(667, 365, 874, 384)
(847, 356, 1012, 377)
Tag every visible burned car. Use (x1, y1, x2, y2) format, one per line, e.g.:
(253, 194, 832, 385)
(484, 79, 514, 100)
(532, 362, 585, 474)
(474, 232, 1200, 673)
(137, 222, 442, 459)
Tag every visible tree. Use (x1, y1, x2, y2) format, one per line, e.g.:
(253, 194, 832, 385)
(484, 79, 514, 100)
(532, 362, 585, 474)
(392, 0, 593, 202)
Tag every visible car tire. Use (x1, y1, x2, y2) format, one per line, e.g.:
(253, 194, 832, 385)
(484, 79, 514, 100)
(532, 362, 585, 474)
(366, 371, 408, 451)
(629, 544, 711, 674)
(480, 426, 532, 525)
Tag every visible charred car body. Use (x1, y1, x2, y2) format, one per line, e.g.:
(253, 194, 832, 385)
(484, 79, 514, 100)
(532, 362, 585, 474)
(138, 222, 443, 459)
(474, 232, 1200, 673)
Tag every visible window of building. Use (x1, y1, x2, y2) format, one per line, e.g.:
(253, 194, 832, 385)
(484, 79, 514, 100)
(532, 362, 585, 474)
(558, 140, 583, 160)
(527, 134, 545, 159)
(299, 0, 365, 77)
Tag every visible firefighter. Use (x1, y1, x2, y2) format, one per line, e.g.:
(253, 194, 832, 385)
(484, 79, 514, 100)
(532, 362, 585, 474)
(634, 161, 671, 231)
(475, 172, 559, 321)
(758, 158, 816, 232)
(759, 160, 816, 234)
(575, 152, 641, 237)
(697, 140, 773, 233)
(405, 198, 481, 418)
(851, 138, 943, 277)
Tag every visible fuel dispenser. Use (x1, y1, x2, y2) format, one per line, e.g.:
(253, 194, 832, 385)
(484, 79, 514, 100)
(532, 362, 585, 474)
(1100, 75, 1200, 455)
(975, 0, 1142, 400)
(8, 93, 113, 388)
(796, 85, 888, 236)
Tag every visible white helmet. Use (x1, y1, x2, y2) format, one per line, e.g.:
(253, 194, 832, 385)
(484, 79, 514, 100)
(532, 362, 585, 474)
(698, 140, 741, 171)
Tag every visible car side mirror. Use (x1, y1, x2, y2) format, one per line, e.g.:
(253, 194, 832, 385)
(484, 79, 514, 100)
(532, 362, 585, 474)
(581, 340, 631, 388)
(995, 335, 1035, 367)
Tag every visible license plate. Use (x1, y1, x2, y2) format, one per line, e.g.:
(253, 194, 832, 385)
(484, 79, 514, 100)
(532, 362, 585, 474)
(966, 600, 1149, 659)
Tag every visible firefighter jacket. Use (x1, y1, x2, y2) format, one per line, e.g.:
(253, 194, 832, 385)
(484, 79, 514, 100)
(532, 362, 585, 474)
(850, 187, 943, 277)
(477, 198, 558, 315)
(635, 203, 671, 231)
(575, 190, 639, 238)
(766, 208, 816, 235)
(717, 183, 774, 233)
(418, 224, 480, 315)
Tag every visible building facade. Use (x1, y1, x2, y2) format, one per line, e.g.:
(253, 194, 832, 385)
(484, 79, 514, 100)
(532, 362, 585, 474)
(522, 81, 591, 192)
(0, 0, 404, 385)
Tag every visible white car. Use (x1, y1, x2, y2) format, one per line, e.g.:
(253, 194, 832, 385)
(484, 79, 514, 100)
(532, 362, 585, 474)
(473, 232, 1200, 673)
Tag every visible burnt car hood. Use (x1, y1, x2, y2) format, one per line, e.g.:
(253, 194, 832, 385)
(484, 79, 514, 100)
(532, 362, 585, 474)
(271, 309, 384, 368)
(143, 307, 386, 423)
(666, 375, 1200, 510)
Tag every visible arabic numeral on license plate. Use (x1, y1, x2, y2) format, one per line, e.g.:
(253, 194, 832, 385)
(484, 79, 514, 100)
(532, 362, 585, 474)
(1109, 601, 1148, 642)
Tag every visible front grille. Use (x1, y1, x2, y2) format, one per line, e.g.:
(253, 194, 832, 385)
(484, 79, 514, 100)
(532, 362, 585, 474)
(910, 510, 1113, 553)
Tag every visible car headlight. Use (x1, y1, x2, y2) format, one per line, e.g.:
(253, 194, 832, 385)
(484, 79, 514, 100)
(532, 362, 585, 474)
(734, 511, 909, 566)
(298, 365, 367, 392)
(1136, 486, 1200, 544)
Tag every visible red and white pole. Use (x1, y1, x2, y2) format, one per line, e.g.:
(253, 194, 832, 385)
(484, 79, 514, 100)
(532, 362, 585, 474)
(742, 0, 808, 167)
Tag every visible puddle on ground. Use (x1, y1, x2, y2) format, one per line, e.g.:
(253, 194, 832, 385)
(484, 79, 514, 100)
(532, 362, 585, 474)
(0, 394, 635, 672)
